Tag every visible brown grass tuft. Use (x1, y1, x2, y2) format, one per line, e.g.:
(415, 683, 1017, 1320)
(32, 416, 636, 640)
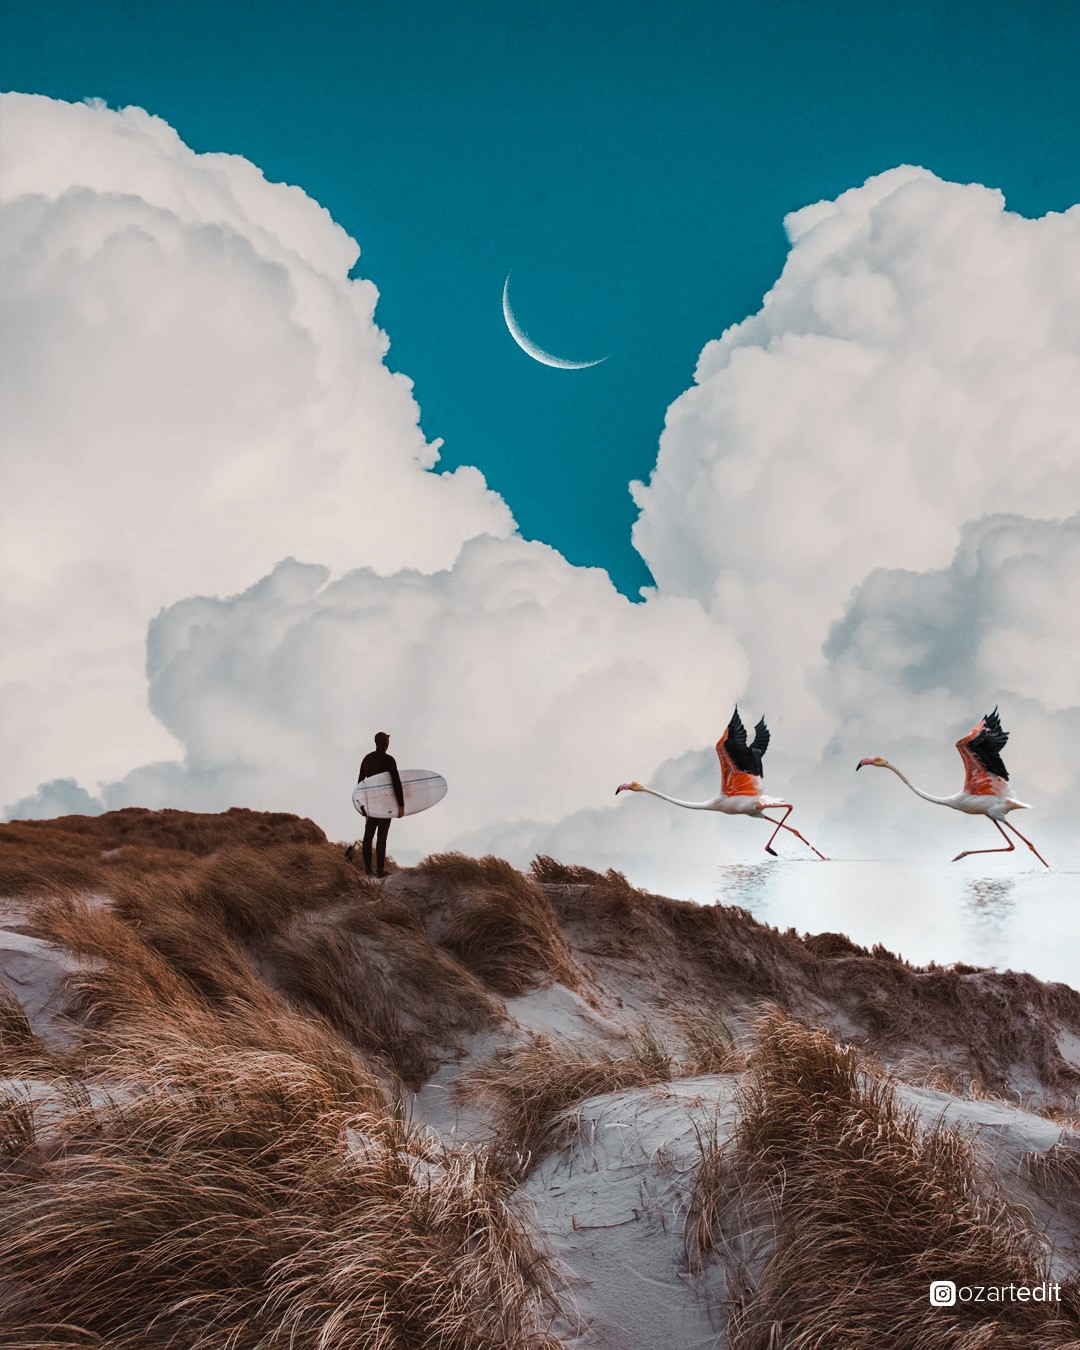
(417, 853, 577, 996)
(7, 804, 325, 854)
(1040, 1100, 1080, 1132)
(710, 1011, 1080, 1348)
(683, 1115, 726, 1275)
(0, 984, 54, 1076)
(1018, 1139, 1080, 1267)
(529, 856, 638, 893)
(674, 1008, 744, 1076)
(0, 1031, 560, 1348)
(0, 1085, 38, 1169)
(25, 894, 388, 1105)
(801, 931, 866, 959)
(460, 1027, 673, 1179)
(269, 903, 499, 1085)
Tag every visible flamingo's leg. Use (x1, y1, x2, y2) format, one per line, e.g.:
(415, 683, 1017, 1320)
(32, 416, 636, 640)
(1001, 818, 1050, 869)
(760, 805, 792, 856)
(758, 808, 827, 861)
(953, 819, 1015, 862)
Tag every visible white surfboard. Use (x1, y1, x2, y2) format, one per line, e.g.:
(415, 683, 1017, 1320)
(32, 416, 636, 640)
(352, 769, 447, 819)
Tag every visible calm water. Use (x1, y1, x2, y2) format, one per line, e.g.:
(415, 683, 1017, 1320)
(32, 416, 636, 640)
(713, 861, 1079, 989)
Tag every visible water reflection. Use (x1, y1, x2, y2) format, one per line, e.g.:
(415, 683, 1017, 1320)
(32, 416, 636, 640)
(703, 861, 1077, 987)
(964, 876, 1015, 917)
(716, 863, 773, 919)
(962, 876, 1015, 967)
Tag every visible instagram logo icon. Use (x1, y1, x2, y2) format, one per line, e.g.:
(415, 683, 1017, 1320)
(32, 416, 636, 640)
(930, 1281, 956, 1306)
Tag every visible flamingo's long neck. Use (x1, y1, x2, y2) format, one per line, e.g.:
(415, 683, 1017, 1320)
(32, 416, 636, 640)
(882, 762, 954, 808)
(638, 787, 716, 811)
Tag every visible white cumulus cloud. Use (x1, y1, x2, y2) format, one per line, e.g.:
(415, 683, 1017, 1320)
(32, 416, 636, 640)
(0, 93, 511, 800)
(87, 539, 745, 856)
(632, 167, 1080, 748)
(815, 511, 1080, 848)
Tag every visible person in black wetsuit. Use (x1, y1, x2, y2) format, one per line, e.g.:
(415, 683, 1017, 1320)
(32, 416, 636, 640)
(351, 731, 404, 876)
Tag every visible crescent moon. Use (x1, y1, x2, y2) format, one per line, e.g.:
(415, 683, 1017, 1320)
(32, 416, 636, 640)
(502, 273, 609, 370)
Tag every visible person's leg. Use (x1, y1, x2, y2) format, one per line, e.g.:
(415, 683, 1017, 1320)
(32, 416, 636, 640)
(375, 818, 391, 875)
(362, 816, 378, 874)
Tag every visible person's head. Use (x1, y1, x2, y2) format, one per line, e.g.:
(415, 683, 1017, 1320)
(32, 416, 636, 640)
(374, 731, 390, 751)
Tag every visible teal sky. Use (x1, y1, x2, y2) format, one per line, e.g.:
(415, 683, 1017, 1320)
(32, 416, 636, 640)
(3, 0, 1079, 594)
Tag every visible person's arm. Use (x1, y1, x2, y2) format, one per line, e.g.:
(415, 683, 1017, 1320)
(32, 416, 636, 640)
(388, 756, 405, 817)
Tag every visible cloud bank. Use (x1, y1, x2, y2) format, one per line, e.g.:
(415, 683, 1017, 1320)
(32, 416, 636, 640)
(0, 93, 511, 797)
(633, 168, 1079, 740)
(86, 540, 742, 857)
(3, 100, 1077, 890)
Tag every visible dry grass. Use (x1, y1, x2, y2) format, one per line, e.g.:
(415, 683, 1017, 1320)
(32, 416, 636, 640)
(460, 1027, 673, 1179)
(0, 809, 326, 909)
(1, 820, 563, 1343)
(0, 836, 561, 1345)
(5, 804, 324, 857)
(23, 893, 389, 1108)
(417, 853, 577, 996)
(1040, 1101, 1080, 1132)
(683, 1113, 732, 1275)
(673, 1008, 743, 1076)
(801, 930, 867, 958)
(101, 841, 375, 948)
(1018, 1140, 1080, 1267)
(268, 903, 498, 1085)
(7, 812, 1080, 1344)
(0, 1027, 561, 1349)
(0, 1087, 37, 1169)
(529, 856, 638, 892)
(28, 888, 254, 1020)
(1019, 1139, 1080, 1200)
(13, 828, 503, 1091)
(708, 1011, 1080, 1349)
(0, 984, 55, 1077)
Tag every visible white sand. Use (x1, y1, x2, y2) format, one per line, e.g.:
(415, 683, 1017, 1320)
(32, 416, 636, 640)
(0, 926, 88, 1048)
(895, 1083, 1064, 1156)
(524, 1076, 740, 1349)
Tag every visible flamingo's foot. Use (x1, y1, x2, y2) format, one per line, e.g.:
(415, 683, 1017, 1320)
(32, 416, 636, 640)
(765, 846, 777, 857)
(951, 852, 965, 862)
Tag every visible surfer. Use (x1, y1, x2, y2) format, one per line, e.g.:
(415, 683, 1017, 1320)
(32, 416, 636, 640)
(349, 732, 404, 877)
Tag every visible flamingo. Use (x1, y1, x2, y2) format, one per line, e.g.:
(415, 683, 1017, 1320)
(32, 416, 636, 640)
(856, 707, 1049, 868)
(616, 707, 826, 859)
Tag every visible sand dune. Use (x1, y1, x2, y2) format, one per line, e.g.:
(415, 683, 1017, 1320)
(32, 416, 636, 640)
(2, 808, 1078, 1346)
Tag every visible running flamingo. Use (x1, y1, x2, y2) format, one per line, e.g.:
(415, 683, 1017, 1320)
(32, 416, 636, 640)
(856, 707, 1049, 867)
(616, 707, 826, 859)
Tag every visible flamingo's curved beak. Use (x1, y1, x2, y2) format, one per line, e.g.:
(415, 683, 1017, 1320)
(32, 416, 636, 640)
(615, 783, 631, 795)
